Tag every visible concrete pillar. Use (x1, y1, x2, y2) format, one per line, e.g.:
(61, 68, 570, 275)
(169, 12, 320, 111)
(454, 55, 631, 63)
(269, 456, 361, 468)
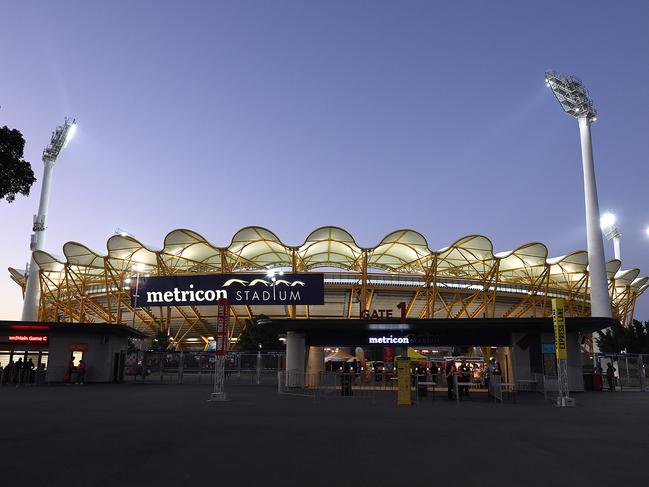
(285, 332, 305, 387)
(306, 346, 325, 387)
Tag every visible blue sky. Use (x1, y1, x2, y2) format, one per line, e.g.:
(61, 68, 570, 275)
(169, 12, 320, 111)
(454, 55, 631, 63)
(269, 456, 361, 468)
(1, 1, 649, 319)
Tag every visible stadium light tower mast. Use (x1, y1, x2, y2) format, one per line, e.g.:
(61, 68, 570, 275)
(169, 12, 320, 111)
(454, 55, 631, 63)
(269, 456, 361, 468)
(21, 118, 77, 321)
(600, 212, 621, 260)
(545, 71, 611, 318)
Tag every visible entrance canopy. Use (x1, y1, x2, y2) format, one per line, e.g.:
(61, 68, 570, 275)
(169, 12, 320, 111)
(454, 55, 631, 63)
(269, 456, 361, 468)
(269, 317, 617, 347)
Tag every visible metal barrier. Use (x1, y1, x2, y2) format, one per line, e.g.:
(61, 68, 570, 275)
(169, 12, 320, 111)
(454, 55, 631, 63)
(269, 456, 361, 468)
(122, 351, 285, 385)
(594, 353, 648, 392)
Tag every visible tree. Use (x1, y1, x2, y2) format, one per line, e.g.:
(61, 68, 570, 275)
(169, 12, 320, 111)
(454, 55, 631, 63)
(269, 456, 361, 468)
(0, 125, 35, 203)
(596, 320, 649, 354)
(236, 315, 282, 351)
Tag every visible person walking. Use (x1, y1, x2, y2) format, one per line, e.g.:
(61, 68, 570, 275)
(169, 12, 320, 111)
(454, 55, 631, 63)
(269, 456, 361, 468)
(445, 361, 457, 400)
(606, 362, 616, 392)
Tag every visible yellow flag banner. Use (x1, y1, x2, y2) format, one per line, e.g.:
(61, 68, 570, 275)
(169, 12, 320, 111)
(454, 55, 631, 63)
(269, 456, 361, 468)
(551, 298, 568, 360)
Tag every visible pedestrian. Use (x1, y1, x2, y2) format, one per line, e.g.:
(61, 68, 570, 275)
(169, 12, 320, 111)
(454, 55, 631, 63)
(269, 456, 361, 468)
(493, 361, 502, 376)
(430, 362, 439, 385)
(445, 361, 457, 400)
(4, 360, 14, 385)
(64, 355, 75, 384)
(459, 361, 471, 398)
(14, 358, 24, 386)
(606, 362, 616, 391)
(77, 359, 86, 384)
(25, 358, 35, 384)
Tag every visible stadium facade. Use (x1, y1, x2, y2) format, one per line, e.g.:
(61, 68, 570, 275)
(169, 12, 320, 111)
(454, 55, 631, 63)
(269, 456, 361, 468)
(8, 226, 647, 351)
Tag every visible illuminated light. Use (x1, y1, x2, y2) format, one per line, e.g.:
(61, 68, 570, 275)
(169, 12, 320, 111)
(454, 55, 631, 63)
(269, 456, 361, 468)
(9, 335, 48, 343)
(124, 278, 132, 284)
(645, 226, 649, 237)
(134, 263, 145, 272)
(600, 212, 616, 228)
(64, 122, 77, 147)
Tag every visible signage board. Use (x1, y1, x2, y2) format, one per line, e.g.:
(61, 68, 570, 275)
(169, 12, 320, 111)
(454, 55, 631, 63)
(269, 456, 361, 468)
(551, 298, 568, 360)
(542, 343, 556, 354)
(132, 273, 324, 307)
(8, 335, 48, 343)
(214, 299, 229, 356)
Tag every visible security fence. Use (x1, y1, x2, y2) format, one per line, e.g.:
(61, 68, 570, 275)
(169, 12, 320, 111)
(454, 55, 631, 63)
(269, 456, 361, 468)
(121, 351, 284, 385)
(593, 353, 648, 391)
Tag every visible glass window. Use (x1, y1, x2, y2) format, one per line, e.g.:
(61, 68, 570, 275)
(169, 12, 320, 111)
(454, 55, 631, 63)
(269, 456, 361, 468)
(40, 352, 48, 368)
(0, 352, 12, 368)
(71, 350, 84, 365)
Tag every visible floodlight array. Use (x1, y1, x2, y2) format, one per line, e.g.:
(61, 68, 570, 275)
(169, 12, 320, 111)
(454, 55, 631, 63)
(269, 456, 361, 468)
(545, 71, 597, 122)
(42, 117, 77, 164)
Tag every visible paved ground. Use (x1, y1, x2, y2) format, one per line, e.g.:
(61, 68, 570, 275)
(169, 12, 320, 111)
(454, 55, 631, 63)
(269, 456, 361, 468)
(0, 384, 648, 486)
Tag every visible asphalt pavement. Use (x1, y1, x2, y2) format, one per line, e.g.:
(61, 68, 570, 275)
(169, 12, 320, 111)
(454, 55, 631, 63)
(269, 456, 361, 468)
(0, 383, 647, 487)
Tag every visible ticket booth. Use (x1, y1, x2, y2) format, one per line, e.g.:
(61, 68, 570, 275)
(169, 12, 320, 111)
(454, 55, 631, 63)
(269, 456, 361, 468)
(0, 321, 145, 383)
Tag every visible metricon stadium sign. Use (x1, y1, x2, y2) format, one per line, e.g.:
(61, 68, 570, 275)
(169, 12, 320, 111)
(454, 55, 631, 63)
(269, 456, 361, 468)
(133, 273, 324, 307)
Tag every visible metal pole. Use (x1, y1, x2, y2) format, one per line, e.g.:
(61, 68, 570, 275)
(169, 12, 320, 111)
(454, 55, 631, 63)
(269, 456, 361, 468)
(612, 235, 621, 261)
(21, 161, 55, 321)
(578, 116, 612, 318)
(131, 272, 140, 328)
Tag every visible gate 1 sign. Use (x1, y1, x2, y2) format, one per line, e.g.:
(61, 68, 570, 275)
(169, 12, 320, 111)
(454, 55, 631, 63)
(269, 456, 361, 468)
(132, 273, 324, 307)
(215, 299, 229, 356)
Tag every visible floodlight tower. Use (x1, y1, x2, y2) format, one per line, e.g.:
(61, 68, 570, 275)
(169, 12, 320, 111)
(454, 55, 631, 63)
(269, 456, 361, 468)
(545, 71, 611, 318)
(21, 118, 77, 321)
(600, 212, 621, 260)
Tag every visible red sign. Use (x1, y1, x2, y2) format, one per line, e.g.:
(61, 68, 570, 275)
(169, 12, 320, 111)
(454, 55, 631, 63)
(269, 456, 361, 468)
(8, 335, 48, 343)
(215, 298, 229, 356)
(68, 343, 88, 352)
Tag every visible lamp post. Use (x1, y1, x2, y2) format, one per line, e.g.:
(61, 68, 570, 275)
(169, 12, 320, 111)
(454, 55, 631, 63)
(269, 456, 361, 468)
(22, 118, 77, 321)
(545, 71, 611, 318)
(600, 212, 621, 260)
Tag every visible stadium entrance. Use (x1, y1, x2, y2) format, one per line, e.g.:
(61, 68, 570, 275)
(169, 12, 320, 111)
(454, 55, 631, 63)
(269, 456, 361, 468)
(271, 316, 615, 392)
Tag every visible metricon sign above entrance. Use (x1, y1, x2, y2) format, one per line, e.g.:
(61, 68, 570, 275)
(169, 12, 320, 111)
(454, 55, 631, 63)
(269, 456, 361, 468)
(132, 273, 324, 307)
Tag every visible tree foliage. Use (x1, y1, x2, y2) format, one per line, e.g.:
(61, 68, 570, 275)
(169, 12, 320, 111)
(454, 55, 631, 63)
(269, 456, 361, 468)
(236, 315, 282, 351)
(0, 126, 35, 203)
(596, 320, 649, 354)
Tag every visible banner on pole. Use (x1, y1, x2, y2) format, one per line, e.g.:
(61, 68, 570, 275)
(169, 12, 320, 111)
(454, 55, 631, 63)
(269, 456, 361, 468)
(551, 298, 568, 360)
(215, 298, 229, 356)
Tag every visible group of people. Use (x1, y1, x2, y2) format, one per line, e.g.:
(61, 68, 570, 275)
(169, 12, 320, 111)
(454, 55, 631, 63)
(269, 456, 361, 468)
(444, 357, 502, 400)
(0, 358, 44, 385)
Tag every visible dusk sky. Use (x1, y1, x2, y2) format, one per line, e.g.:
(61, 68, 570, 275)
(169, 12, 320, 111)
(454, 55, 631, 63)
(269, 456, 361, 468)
(1, 1, 649, 320)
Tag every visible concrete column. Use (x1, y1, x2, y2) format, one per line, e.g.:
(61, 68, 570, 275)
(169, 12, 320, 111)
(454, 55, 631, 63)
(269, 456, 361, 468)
(613, 236, 621, 261)
(578, 117, 612, 318)
(285, 332, 305, 387)
(22, 162, 56, 322)
(306, 346, 325, 387)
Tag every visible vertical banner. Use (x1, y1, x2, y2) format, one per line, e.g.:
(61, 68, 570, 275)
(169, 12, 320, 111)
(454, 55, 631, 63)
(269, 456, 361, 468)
(551, 298, 568, 360)
(215, 298, 230, 356)
(396, 357, 411, 406)
(383, 347, 395, 368)
(551, 298, 572, 406)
